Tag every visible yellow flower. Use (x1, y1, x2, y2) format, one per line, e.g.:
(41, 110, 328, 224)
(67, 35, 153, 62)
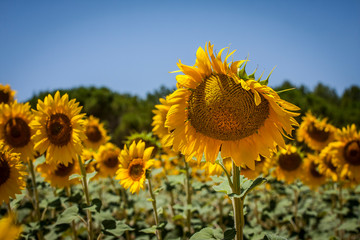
(0, 84, 16, 104)
(115, 140, 154, 194)
(326, 124, 360, 182)
(297, 111, 337, 151)
(272, 145, 303, 184)
(37, 161, 80, 188)
(124, 132, 159, 158)
(165, 42, 299, 169)
(94, 142, 121, 178)
(31, 91, 86, 167)
(0, 214, 22, 240)
(318, 147, 339, 181)
(241, 155, 272, 180)
(202, 157, 232, 177)
(0, 101, 35, 161)
(83, 115, 110, 150)
(301, 154, 327, 190)
(0, 146, 27, 204)
(152, 97, 173, 148)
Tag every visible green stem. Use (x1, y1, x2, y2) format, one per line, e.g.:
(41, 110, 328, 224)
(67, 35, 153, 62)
(78, 156, 94, 240)
(184, 160, 192, 236)
(231, 162, 244, 240)
(28, 159, 44, 240)
(146, 177, 162, 240)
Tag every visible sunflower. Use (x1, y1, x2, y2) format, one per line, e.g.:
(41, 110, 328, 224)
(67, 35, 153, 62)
(83, 115, 110, 150)
(115, 140, 154, 194)
(325, 124, 360, 182)
(318, 147, 339, 181)
(202, 157, 232, 177)
(0, 101, 35, 161)
(301, 154, 327, 190)
(94, 142, 121, 178)
(152, 97, 173, 148)
(165, 42, 299, 169)
(0, 214, 22, 240)
(241, 155, 273, 180)
(124, 132, 159, 158)
(31, 91, 86, 167)
(37, 160, 80, 188)
(0, 84, 16, 104)
(297, 111, 337, 151)
(0, 146, 27, 204)
(272, 145, 303, 184)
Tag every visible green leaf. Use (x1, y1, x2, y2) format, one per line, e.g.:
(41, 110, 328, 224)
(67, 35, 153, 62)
(264, 233, 287, 240)
(240, 177, 267, 198)
(104, 220, 134, 236)
(140, 225, 157, 234)
(84, 158, 94, 165)
(223, 228, 236, 240)
(87, 171, 97, 183)
(56, 206, 79, 225)
(189, 227, 223, 240)
(69, 173, 82, 181)
(337, 219, 359, 232)
(168, 175, 185, 186)
(211, 176, 232, 195)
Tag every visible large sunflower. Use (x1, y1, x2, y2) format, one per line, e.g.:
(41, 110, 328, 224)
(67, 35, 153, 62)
(115, 140, 154, 194)
(94, 142, 121, 178)
(297, 111, 337, 151)
(301, 154, 327, 190)
(37, 160, 80, 188)
(31, 91, 86, 167)
(0, 214, 22, 240)
(0, 84, 16, 104)
(326, 124, 360, 182)
(152, 97, 173, 148)
(0, 146, 27, 204)
(272, 145, 303, 184)
(165, 42, 299, 169)
(0, 101, 35, 161)
(83, 115, 110, 150)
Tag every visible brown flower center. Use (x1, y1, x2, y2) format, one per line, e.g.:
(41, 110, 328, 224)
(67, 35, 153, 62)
(4, 117, 31, 148)
(343, 140, 360, 166)
(103, 153, 119, 168)
(188, 74, 269, 141)
(310, 162, 323, 178)
(0, 154, 11, 186)
(278, 152, 302, 171)
(86, 125, 102, 142)
(129, 159, 145, 181)
(323, 154, 337, 172)
(0, 90, 10, 104)
(54, 162, 74, 177)
(306, 122, 330, 142)
(46, 113, 72, 146)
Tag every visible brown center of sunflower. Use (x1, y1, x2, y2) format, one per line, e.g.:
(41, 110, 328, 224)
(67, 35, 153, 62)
(129, 159, 145, 181)
(187, 74, 269, 141)
(4, 117, 31, 148)
(0, 154, 11, 186)
(46, 113, 72, 146)
(343, 140, 360, 166)
(278, 152, 302, 171)
(310, 162, 323, 178)
(306, 122, 330, 142)
(54, 162, 74, 177)
(324, 154, 337, 172)
(0, 90, 10, 104)
(86, 125, 102, 142)
(103, 153, 119, 168)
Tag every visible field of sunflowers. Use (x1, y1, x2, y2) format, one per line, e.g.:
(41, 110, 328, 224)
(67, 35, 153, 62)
(0, 42, 359, 240)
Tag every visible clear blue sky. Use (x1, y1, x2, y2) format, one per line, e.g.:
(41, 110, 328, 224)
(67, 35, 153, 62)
(1, 0, 359, 102)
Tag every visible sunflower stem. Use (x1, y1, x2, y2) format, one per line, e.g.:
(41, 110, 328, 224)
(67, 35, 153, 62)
(28, 159, 44, 240)
(146, 177, 162, 240)
(231, 162, 244, 240)
(78, 156, 94, 240)
(184, 160, 192, 236)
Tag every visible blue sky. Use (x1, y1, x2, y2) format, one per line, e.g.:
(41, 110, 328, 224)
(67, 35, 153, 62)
(1, 0, 359, 102)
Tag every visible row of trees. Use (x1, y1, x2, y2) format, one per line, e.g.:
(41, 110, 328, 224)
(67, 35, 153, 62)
(28, 81, 360, 147)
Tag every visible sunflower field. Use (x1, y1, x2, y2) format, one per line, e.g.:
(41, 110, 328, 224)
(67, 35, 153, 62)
(1, 42, 360, 240)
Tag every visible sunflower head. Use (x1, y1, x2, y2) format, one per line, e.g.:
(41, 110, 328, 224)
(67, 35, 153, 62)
(83, 115, 110, 150)
(124, 132, 160, 158)
(0, 84, 16, 104)
(272, 145, 304, 184)
(0, 147, 27, 204)
(318, 146, 339, 181)
(31, 91, 86, 167)
(94, 142, 121, 178)
(115, 140, 154, 194)
(0, 214, 23, 240)
(297, 111, 337, 151)
(0, 101, 35, 161)
(152, 97, 174, 149)
(165, 42, 299, 170)
(301, 154, 327, 190)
